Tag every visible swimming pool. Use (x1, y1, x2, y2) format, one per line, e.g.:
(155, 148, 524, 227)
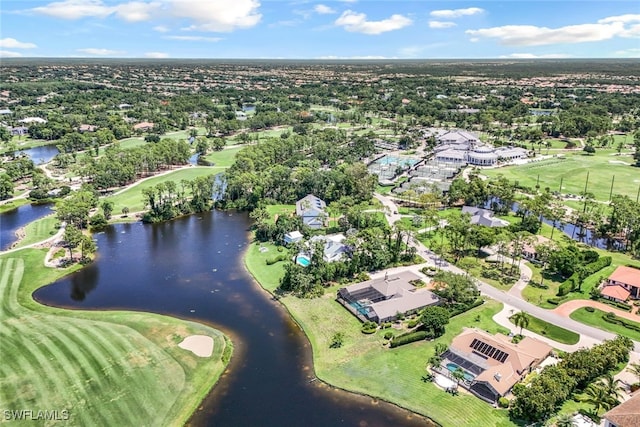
(446, 363, 475, 381)
(296, 255, 311, 267)
(349, 301, 369, 316)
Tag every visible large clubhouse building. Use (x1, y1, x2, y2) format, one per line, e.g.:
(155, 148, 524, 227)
(431, 129, 528, 166)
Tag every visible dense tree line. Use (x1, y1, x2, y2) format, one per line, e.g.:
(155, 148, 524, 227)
(79, 138, 190, 189)
(510, 336, 633, 423)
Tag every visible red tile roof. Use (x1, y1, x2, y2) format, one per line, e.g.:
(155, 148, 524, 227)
(609, 266, 640, 288)
(601, 284, 630, 301)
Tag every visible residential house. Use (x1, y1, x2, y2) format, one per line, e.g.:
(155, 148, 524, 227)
(438, 328, 552, 403)
(519, 235, 553, 262)
(133, 122, 155, 132)
(603, 392, 640, 427)
(296, 194, 327, 229)
(602, 266, 640, 300)
(78, 124, 97, 133)
(309, 234, 349, 263)
(337, 271, 440, 324)
(9, 126, 28, 136)
(461, 206, 510, 228)
(284, 231, 304, 244)
(19, 117, 47, 124)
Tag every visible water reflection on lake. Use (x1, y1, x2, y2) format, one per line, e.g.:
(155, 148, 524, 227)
(34, 211, 434, 427)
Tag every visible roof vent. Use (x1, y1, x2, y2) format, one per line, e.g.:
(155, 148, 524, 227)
(494, 373, 501, 382)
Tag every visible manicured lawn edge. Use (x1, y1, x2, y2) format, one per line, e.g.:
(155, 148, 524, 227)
(2, 248, 231, 427)
(508, 313, 579, 345)
(570, 307, 640, 342)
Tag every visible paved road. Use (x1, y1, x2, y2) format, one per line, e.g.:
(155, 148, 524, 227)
(373, 192, 640, 354)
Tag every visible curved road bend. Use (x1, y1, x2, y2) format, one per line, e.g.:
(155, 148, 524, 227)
(373, 193, 640, 354)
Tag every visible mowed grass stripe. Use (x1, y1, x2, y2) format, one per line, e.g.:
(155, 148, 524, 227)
(0, 324, 81, 420)
(77, 321, 183, 423)
(21, 319, 127, 426)
(0, 259, 22, 319)
(64, 322, 160, 423)
(0, 332, 59, 411)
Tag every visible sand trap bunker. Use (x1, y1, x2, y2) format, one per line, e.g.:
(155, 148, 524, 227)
(178, 335, 214, 357)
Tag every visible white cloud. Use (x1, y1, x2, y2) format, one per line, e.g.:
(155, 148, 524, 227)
(466, 22, 625, 46)
(174, 0, 262, 32)
(153, 25, 170, 32)
(144, 51, 169, 58)
(499, 53, 572, 59)
(335, 10, 412, 35)
(430, 7, 483, 19)
(598, 14, 640, 24)
(77, 47, 125, 55)
(314, 4, 335, 15)
(113, 1, 160, 22)
(428, 21, 456, 29)
(164, 35, 223, 42)
(0, 38, 37, 49)
(32, 0, 112, 19)
(31, 0, 262, 32)
(0, 50, 23, 57)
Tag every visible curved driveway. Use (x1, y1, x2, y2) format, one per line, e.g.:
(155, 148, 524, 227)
(373, 193, 640, 353)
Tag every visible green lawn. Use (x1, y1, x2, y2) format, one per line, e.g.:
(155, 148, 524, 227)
(483, 150, 639, 202)
(570, 307, 640, 342)
(508, 314, 579, 345)
(105, 167, 218, 213)
(0, 198, 30, 214)
(265, 204, 296, 224)
(13, 215, 59, 248)
(202, 146, 243, 168)
(0, 249, 229, 426)
(244, 240, 516, 427)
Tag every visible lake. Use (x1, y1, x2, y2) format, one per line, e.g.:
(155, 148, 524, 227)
(16, 145, 60, 164)
(34, 211, 433, 427)
(0, 203, 54, 250)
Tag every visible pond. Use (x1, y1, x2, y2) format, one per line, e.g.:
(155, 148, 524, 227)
(34, 211, 433, 427)
(0, 203, 54, 250)
(15, 145, 60, 164)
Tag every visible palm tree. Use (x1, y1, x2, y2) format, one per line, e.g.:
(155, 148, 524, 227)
(582, 384, 615, 415)
(512, 311, 530, 336)
(599, 373, 624, 405)
(627, 362, 640, 383)
(451, 367, 466, 389)
(554, 413, 576, 427)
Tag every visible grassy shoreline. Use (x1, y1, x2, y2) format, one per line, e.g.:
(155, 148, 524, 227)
(243, 240, 517, 427)
(1, 248, 231, 426)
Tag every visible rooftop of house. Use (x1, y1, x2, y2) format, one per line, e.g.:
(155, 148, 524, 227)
(601, 284, 631, 301)
(448, 328, 552, 396)
(296, 194, 326, 216)
(603, 392, 640, 427)
(609, 266, 640, 288)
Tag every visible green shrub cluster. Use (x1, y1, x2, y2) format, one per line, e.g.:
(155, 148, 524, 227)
(383, 331, 394, 340)
(547, 297, 567, 305)
(361, 321, 378, 334)
(407, 319, 418, 328)
(602, 312, 640, 332)
(448, 299, 484, 317)
(389, 330, 432, 348)
(585, 306, 595, 312)
(265, 254, 288, 265)
(510, 336, 633, 423)
(497, 397, 510, 408)
(597, 298, 633, 312)
(556, 256, 612, 296)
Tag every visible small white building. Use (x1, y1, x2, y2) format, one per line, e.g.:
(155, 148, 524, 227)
(284, 231, 304, 244)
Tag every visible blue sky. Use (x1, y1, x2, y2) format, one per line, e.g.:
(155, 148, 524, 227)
(1, 1, 639, 59)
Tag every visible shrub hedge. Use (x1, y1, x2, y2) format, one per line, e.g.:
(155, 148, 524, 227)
(602, 312, 640, 332)
(556, 256, 612, 296)
(265, 254, 288, 265)
(389, 330, 433, 348)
